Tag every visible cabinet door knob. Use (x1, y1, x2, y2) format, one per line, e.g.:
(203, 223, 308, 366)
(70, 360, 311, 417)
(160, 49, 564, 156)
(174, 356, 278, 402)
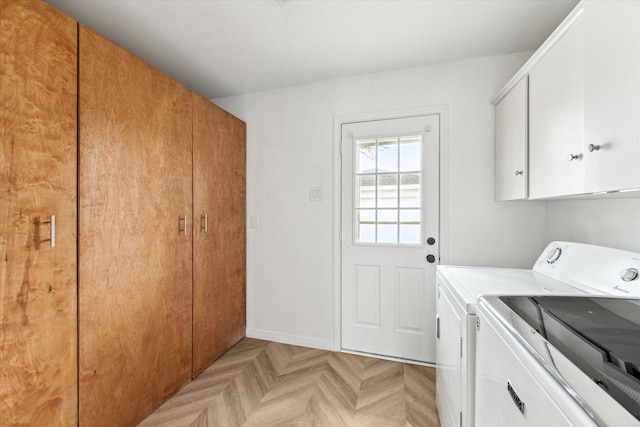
(587, 144, 601, 153)
(567, 154, 580, 162)
(515, 170, 524, 176)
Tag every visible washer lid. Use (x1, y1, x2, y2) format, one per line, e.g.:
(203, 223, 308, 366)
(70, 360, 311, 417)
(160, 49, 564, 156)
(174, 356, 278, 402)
(500, 295, 640, 422)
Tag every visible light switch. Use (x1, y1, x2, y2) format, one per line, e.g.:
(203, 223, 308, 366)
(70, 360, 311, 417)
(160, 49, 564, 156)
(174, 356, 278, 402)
(250, 215, 259, 229)
(310, 187, 323, 202)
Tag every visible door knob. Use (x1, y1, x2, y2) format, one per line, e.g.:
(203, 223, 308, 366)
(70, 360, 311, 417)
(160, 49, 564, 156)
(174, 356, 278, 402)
(426, 254, 436, 263)
(427, 237, 436, 245)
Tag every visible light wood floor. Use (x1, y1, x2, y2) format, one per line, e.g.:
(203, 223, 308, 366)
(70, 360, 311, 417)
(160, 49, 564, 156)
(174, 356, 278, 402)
(138, 338, 440, 427)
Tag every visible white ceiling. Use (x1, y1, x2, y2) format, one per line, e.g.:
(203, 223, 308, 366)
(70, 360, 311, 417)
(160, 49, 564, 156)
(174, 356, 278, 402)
(45, 0, 579, 99)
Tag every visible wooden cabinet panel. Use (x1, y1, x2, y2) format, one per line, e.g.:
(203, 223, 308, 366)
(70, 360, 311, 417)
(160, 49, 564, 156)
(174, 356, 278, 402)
(192, 93, 246, 376)
(0, 1, 78, 425)
(529, 13, 584, 199)
(495, 77, 528, 201)
(78, 25, 193, 426)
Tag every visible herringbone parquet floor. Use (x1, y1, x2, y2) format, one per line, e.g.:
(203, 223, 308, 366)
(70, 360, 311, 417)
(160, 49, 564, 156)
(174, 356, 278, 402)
(138, 338, 440, 427)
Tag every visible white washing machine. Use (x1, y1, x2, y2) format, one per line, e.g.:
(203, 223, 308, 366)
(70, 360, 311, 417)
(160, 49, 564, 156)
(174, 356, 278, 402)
(475, 294, 640, 426)
(435, 241, 630, 427)
(474, 244, 640, 426)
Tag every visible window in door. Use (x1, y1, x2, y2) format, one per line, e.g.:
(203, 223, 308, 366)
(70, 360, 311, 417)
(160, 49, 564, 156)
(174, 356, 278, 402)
(354, 135, 422, 245)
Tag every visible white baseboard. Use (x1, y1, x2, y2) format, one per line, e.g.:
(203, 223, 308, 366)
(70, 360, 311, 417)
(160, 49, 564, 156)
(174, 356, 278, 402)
(246, 328, 336, 351)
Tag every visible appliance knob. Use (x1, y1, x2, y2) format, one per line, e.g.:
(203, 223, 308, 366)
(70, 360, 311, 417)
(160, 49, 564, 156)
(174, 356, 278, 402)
(546, 247, 562, 264)
(620, 268, 639, 282)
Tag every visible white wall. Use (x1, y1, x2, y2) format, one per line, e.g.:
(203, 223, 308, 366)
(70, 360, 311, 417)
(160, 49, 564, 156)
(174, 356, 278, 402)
(215, 52, 547, 349)
(546, 198, 640, 253)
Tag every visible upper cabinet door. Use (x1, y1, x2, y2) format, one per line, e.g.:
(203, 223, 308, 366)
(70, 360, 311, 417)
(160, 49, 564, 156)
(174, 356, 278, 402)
(78, 25, 193, 427)
(495, 77, 528, 201)
(584, 1, 640, 193)
(192, 93, 246, 377)
(528, 13, 584, 199)
(0, 1, 78, 425)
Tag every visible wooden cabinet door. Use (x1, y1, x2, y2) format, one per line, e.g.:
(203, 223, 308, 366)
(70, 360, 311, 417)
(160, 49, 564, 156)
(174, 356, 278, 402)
(528, 13, 584, 199)
(584, 1, 640, 193)
(495, 77, 528, 201)
(78, 26, 193, 426)
(0, 1, 77, 425)
(192, 93, 246, 377)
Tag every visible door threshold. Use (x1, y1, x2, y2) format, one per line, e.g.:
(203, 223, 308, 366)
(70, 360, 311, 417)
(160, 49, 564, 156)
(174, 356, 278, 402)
(340, 348, 435, 368)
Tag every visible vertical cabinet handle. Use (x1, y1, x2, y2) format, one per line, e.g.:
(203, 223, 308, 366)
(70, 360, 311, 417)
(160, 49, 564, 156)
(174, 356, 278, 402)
(201, 213, 208, 232)
(42, 215, 56, 248)
(436, 315, 440, 339)
(179, 215, 187, 236)
(50, 215, 55, 247)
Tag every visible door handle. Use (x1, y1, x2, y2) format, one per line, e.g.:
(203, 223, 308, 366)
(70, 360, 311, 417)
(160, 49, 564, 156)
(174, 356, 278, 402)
(201, 213, 208, 232)
(42, 215, 55, 248)
(179, 215, 187, 236)
(426, 254, 436, 263)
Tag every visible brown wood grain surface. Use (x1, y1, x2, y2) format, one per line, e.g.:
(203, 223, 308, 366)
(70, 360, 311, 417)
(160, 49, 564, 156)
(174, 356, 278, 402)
(0, 1, 78, 425)
(192, 93, 246, 377)
(78, 25, 193, 427)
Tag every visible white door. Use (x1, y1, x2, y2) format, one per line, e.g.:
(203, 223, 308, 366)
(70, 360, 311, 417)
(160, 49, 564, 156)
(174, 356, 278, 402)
(341, 114, 439, 363)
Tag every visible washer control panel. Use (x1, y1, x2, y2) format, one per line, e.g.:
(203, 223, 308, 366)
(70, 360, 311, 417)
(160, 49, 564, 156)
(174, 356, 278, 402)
(534, 241, 640, 296)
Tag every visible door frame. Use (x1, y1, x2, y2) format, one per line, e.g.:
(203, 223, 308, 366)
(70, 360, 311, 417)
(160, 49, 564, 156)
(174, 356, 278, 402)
(332, 105, 450, 352)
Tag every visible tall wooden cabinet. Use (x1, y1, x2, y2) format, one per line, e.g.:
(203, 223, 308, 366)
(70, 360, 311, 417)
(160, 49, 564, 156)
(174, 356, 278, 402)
(192, 93, 246, 376)
(0, 1, 78, 425)
(78, 26, 194, 426)
(3, 2, 246, 425)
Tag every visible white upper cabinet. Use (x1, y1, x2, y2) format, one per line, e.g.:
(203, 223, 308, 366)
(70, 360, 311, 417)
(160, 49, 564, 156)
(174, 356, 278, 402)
(584, 1, 640, 193)
(495, 77, 528, 201)
(528, 13, 584, 199)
